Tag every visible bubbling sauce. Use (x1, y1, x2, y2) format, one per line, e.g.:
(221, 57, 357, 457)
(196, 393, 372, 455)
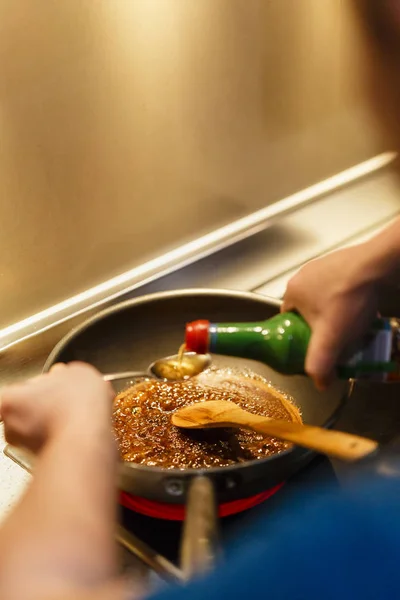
(113, 367, 302, 469)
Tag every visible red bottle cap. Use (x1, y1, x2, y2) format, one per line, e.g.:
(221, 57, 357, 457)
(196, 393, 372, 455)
(185, 320, 210, 354)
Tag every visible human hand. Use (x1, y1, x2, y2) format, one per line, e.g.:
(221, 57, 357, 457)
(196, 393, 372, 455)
(1, 362, 115, 453)
(281, 243, 382, 389)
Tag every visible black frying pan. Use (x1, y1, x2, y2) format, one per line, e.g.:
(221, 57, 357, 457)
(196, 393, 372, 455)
(44, 289, 351, 504)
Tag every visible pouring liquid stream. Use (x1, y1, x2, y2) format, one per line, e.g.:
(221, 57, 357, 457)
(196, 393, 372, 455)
(177, 343, 186, 372)
(153, 343, 190, 380)
(171, 342, 187, 378)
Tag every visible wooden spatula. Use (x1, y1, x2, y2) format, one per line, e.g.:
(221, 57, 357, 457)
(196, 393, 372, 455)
(171, 400, 378, 462)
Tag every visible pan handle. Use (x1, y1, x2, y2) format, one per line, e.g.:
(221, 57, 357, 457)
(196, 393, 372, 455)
(103, 371, 153, 382)
(103, 371, 154, 394)
(179, 476, 221, 580)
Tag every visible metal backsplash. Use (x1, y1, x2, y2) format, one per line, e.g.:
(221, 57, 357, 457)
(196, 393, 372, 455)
(0, 0, 384, 335)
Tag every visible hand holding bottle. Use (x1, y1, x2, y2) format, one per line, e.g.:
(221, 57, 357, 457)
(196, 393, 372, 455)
(282, 218, 400, 389)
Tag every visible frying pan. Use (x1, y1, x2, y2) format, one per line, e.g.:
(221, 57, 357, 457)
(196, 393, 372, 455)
(44, 289, 351, 504)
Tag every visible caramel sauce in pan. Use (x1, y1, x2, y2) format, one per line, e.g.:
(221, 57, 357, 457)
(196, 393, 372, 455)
(113, 367, 302, 470)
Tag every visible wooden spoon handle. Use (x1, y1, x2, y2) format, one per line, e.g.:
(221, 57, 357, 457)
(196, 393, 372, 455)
(236, 414, 378, 462)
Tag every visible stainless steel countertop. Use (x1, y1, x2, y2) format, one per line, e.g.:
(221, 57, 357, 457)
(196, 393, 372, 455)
(0, 154, 395, 352)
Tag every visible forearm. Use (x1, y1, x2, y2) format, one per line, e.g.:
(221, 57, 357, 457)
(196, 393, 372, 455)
(0, 421, 118, 600)
(47, 579, 136, 600)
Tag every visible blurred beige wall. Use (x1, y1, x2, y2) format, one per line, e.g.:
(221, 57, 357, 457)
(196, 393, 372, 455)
(0, 0, 383, 328)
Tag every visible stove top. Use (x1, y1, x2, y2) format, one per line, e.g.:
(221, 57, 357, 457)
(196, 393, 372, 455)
(120, 455, 338, 567)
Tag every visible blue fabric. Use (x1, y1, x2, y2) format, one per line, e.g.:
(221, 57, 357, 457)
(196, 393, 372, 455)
(149, 477, 400, 600)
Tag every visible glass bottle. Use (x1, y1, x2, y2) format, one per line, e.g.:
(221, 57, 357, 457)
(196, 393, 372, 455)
(185, 313, 400, 379)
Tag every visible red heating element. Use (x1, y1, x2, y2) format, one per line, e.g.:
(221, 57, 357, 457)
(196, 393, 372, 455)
(120, 483, 285, 521)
